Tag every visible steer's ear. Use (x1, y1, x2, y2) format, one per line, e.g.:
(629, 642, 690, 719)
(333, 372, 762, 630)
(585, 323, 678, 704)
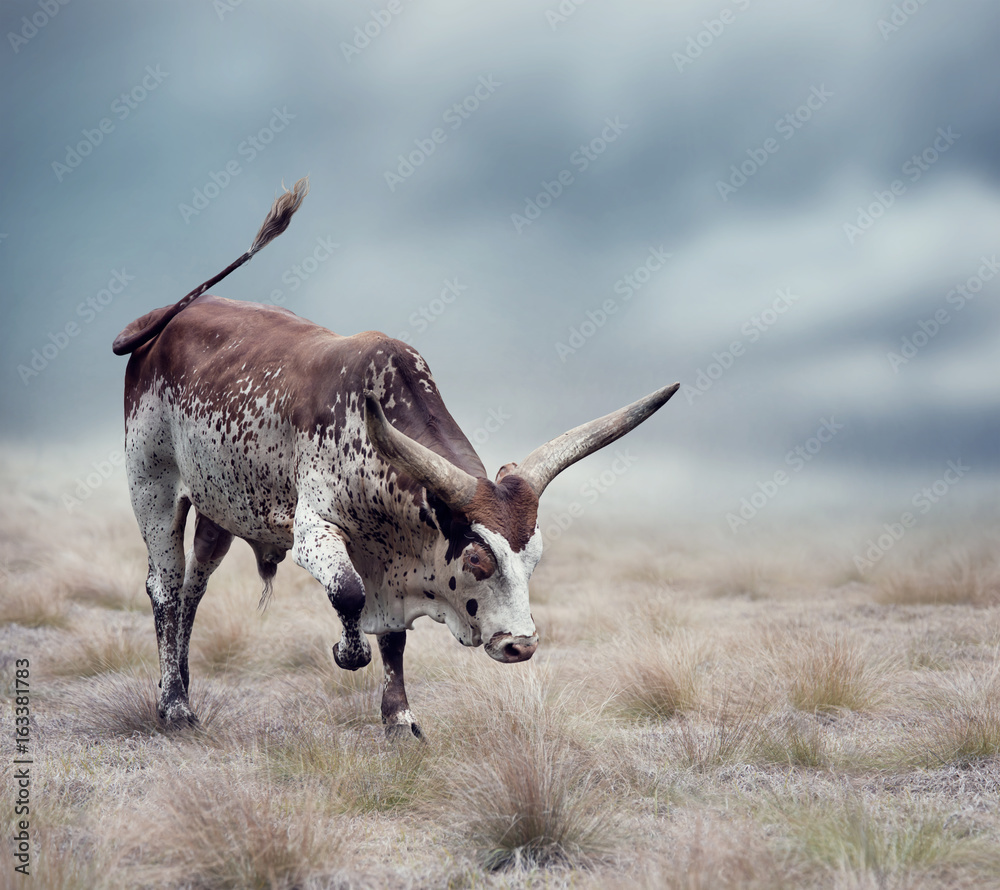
(495, 462, 518, 483)
(513, 383, 679, 498)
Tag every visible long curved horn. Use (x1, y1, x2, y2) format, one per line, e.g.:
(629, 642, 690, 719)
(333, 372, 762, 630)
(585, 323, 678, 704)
(513, 383, 679, 498)
(364, 391, 480, 511)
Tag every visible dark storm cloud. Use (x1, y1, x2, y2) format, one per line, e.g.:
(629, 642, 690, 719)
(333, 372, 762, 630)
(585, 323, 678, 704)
(1, 0, 999, 506)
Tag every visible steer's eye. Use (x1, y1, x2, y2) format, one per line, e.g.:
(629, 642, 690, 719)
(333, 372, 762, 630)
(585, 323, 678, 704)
(463, 542, 495, 580)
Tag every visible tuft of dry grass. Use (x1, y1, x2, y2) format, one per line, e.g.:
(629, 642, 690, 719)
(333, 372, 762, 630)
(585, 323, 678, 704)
(781, 632, 894, 715)
(612, 629, 706, 719)
(673, 694, 775, 770)
(766, 790, 985, 886)
(119, 766, 342, 890)
(73, 672, 235, 738)
(431, 663, 615, 872)
(917, 667, 1000, 767)
(462, 741, 605, 871)
(758, 716, 830, 769)
(929, 709, 1000, 766)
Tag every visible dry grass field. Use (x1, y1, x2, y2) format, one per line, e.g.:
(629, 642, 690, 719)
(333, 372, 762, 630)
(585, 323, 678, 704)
(2, 453, 999, 889)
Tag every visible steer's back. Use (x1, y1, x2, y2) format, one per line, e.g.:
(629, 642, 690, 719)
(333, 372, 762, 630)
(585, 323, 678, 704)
(122, 294, 484, 549)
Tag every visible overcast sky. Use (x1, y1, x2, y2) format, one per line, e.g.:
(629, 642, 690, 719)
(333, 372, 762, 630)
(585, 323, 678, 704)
(2, 0, 999, 525)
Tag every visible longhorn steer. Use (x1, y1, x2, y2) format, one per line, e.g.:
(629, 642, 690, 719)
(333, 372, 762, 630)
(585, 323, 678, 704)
(113, 179, 678, 737)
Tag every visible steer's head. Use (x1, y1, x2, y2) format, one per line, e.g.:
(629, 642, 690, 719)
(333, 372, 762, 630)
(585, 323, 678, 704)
(364, 382, 679, 663)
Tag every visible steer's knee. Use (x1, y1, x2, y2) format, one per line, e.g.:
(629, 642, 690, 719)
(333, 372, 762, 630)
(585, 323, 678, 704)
(328, 571, 366, 617)
(329, 573, 371, 670)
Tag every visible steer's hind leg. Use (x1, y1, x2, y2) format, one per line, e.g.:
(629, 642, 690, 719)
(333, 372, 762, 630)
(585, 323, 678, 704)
(136, 491, 197, 725)
(292, 511, 371, 671)
(137, 490, 232, 726)
(379, 631, 422, 740)
(175, 512, 234, 694)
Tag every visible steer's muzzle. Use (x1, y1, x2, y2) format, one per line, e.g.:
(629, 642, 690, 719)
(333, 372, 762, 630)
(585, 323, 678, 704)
(485, 632, 539, 663)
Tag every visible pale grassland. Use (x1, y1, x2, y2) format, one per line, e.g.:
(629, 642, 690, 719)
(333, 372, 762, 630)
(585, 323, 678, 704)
(1, 455, 999, 889)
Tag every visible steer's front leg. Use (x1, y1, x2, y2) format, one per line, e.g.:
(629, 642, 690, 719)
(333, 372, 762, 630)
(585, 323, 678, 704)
(378, 631, 422, 740)
(291, 512, 371, 671)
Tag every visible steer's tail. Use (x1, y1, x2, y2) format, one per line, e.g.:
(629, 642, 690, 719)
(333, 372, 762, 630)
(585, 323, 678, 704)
(112, 176, 309, 356)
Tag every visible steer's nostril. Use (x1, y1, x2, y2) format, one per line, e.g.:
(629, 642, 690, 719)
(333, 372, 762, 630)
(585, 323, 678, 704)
(504, 640, 537, 661)
(488, 633, 539, 663)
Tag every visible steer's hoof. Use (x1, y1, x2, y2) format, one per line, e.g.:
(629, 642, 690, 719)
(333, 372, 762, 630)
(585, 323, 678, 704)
(384, 716, 424, 742)
(158, 700, 199, 729)
(333, 635, 372, 671)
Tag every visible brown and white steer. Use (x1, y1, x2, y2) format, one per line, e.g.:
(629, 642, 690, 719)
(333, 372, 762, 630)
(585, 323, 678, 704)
(113, 181, 678, 737)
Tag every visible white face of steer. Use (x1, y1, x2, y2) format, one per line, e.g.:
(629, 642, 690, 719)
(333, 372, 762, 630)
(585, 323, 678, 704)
(441, 523, 543, 663)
